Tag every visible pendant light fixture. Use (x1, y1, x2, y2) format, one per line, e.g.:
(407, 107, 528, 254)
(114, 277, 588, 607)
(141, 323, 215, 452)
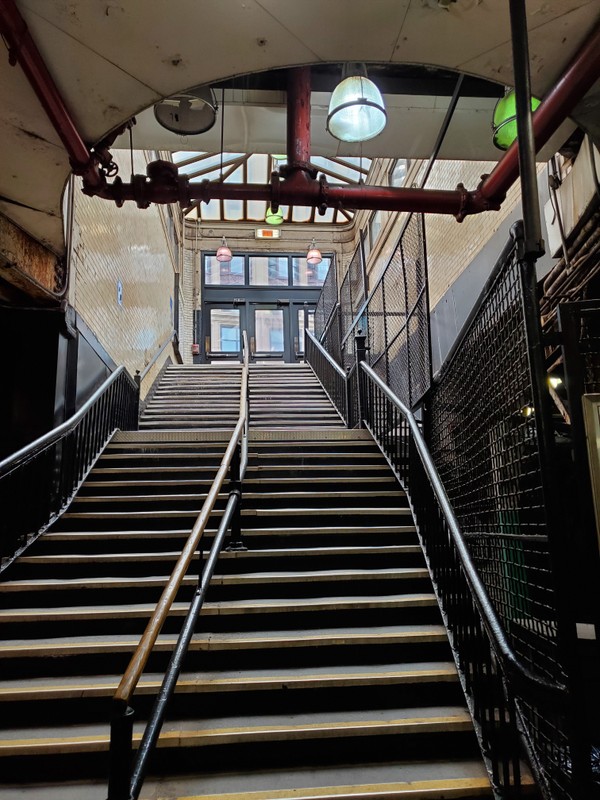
(265, 205, 284, 225)
(216, 236, 232, 263)
(492, 88, 541, 151)
(306, 238, 322, 266)
(327, 64, 387, 143)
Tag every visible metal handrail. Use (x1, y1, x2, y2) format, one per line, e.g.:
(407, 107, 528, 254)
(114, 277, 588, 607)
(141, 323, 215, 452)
(359, 359, 567, 704)
(108, 331, 250, 800)
(0, 365, 136, 478)
(136, 330, 180, 383)
(306, 329, 347, 380)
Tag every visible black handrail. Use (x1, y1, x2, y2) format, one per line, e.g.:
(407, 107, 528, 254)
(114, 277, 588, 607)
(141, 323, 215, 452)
(359, 361, 566, 703)
(0, 366, 138, 566)
(305, 329, 349, 425)
(357, 359, 570, 796)
(107, 331, 250, 800)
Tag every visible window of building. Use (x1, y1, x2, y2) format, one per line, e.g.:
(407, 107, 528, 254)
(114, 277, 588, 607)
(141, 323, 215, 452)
(368, 210, 383, 252)
(249, 256, 289, 286)
(210, 308, 240, 352)
(389, 158, 409, 187)
(292, 257, 331, 287)
(204, 255, 245, 286)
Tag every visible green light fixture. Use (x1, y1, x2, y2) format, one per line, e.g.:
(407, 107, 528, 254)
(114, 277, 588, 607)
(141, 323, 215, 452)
(265, 205, 284, 225)
(492, 89, 541, 151)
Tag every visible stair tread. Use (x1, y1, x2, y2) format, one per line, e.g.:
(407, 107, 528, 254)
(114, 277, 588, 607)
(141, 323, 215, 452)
(0, 707, 472, 751)
(0, 662, 458, 698)
(0, 624, 448, 656)
(0, 567, 429, 591)
(0, 594, 437, 622)
(15, 545, 421, 564)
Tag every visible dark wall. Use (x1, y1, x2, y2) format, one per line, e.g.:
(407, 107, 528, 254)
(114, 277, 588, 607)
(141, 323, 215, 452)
(0, 309, 62, 459)
(0, 306, 117, 460)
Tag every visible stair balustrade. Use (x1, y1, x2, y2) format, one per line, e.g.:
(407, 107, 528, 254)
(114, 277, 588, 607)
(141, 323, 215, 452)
(107, 331, 250, 800)
(0, 366, 138, 568)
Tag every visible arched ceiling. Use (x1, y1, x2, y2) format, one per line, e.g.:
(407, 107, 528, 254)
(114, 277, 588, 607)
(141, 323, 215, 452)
(1, 0, 599, 254)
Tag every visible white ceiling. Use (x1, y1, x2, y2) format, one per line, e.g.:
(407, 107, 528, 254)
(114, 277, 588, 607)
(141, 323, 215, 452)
(1, 0, 599, 254)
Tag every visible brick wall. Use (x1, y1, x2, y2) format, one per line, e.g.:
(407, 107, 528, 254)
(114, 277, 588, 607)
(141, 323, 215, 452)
(344, 158, 525, 308)
(68, 150, 188, 377)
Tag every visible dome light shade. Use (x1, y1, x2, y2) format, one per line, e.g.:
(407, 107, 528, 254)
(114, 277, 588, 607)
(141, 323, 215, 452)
(327, 72, 387, 143)
(154, 86, 217, 135)
(216, 237, 232, 263)
(307, 239, 322, 266)
(492, 90, 541, 151)
(265, 206, 284, 225)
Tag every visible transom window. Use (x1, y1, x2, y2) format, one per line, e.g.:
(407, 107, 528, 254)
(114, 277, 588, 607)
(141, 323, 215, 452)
(203, 252, 332, 288)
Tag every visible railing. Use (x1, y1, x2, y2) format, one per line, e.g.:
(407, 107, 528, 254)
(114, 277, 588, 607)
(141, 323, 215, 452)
(307, 223, 596, 799)
(0, 366, 138, 567)
(305, 329, 349, 424)
(358, 361, 567, 798)
(134, 329, 182, 388)
(107, 331, 250, 800)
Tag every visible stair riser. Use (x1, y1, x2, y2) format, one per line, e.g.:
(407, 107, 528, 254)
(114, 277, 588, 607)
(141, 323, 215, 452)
(0, 640, 453, 679)
(0, 727, 482, 784)
(1, 681, 465, 733)
(7, 550, 426, 580)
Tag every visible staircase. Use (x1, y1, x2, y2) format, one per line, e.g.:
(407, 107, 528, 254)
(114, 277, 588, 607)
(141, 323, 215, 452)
(0, 366, 497, 800)
(140, 364, 242, 429)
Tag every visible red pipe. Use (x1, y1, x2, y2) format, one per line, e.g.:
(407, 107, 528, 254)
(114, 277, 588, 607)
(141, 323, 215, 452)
(287, 67, 312, 169)
(479, 22, 600, 206)
(0, 0, 103, 188)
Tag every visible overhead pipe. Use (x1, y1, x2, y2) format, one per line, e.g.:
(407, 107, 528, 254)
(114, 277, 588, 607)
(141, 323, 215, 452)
(1, 0, 599, 219)
(478, 21, 600, 208)
(0, 0, 104, 188)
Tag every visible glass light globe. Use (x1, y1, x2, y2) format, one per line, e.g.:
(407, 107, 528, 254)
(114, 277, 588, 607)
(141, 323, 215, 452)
(327, 75, 387, 143)
(216, 238, 232, 262)
(265, 206, 284, 225)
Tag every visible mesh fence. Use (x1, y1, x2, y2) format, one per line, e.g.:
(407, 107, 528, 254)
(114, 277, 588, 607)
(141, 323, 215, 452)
(425, 242, 577, 798)
(314, 257, 338, 340)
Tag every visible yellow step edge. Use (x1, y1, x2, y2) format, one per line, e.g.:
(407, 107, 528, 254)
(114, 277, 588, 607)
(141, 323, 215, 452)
(165, 776, 500, 800)
(0, 714, 472, 756)
(0, 667, 458, 701)
(0, 628, 447, 657)
(0, 594, 436, 623)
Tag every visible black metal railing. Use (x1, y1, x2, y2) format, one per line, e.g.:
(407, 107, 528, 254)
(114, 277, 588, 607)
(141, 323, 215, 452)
(316, 213, 431, 411)
(314, 255, 339, 340)
(107, 332, 250, 800)
(305, 329, 349, 424)
(0, 366, 138, 567)
(358, 361, 570, 798)
(307, 224, 596, 799)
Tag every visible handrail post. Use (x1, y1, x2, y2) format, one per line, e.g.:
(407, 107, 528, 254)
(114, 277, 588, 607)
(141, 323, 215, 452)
(355, 332, 368, 427)
(226, 440, 246, 552)
(107, 702, 134, 800)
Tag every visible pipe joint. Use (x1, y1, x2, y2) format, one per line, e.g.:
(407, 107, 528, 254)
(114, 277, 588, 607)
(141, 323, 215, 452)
(318, 173, 330, 216)
(270, 170, 281, 213)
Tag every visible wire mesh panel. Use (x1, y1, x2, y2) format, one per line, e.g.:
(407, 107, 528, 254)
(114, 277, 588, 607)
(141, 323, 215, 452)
(339, 243, 365, 342)
(314, 258, 338, 340)
(425, 239, 580, 800)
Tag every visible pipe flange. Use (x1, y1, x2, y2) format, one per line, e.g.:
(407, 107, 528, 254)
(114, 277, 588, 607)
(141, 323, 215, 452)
(454, 182, 470, 222)
(132, 173, 150, 209)
(317, 173, 329, 216)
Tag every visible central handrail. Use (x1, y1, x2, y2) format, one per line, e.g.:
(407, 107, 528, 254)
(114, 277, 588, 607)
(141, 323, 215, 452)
(360, 360, 566, 703)
(108, 331, 250, 800)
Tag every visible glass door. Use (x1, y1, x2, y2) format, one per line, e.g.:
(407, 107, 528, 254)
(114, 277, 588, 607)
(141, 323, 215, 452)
(249, 304, 290, 362)
(293, 303, 316, 360)
(204, 303, 245, 361)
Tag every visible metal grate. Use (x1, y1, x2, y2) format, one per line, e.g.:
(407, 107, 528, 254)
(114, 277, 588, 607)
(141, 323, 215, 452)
(314, 257, 338, 340)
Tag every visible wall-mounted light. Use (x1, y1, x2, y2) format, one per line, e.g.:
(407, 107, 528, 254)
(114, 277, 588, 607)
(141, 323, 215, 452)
(492, 89, 541, 151)
(306, 238, 322, 266)
(216, 236, 232, 263)
(265, 206, 284, 225)
(327, 64, 387, 143)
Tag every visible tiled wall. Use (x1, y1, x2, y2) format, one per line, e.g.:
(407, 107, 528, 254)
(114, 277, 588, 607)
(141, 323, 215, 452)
(346, 158, 525, 308)
(68, 150, 191, 377)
